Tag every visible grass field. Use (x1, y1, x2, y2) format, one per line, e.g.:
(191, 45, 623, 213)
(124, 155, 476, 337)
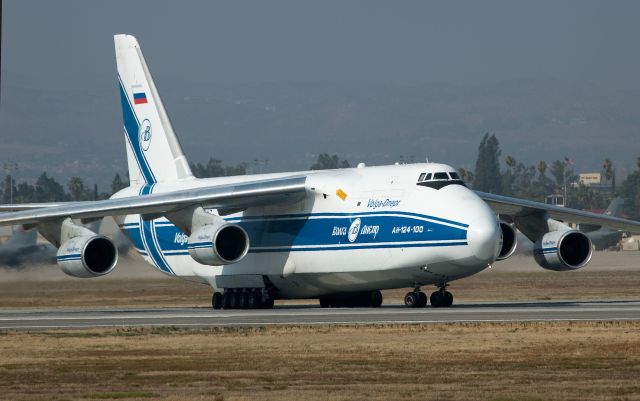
(1, 322, 639, 401)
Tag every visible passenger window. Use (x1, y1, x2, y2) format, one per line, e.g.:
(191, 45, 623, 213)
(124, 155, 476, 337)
(418, 173, 426, 182)
(425, 173, 432, 180)
(448, 172, 461, 180)
(433, 172, 448, 180)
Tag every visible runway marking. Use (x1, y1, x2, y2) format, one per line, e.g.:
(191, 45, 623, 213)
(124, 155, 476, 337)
(1, 300, 639, 330)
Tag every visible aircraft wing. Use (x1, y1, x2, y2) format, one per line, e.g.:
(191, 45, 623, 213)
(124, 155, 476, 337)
(0, 176, 307, 227)
(0, 203, 71, 212)
(477, 191, 640, 233)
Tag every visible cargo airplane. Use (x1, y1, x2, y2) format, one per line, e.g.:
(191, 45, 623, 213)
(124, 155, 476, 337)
(1, 35, 638, 309)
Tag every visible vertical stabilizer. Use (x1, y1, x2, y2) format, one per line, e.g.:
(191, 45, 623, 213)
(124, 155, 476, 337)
(114, 34, 193, 187)
(604, 197, 624, 218)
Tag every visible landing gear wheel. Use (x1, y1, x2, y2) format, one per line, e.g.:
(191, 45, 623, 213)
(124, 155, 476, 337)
(404, 292, 419, 308)
(237, 292, 248, 309)
(222, 292, 231, 309)
(444, 291, 453, 307)
(370, 290, 383, 308)
(416, 291, 428, 308)
(247, 290, 261, 309)
(430, 291, 453, 308)
(430, 291, 443, 307)
(212, 292, 223, 310)
(228, 292, 238, 309)
(261, 297, 275, 309)
(319, 297, 330, 308)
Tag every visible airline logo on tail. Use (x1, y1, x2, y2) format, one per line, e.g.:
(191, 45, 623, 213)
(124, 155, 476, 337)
(139, 119, 152, 151)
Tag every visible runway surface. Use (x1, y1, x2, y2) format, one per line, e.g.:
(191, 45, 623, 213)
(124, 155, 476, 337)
(0, 299, 639, 329)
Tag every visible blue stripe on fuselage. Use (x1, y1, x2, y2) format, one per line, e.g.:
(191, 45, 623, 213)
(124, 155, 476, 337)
(121, 212, 469, 260)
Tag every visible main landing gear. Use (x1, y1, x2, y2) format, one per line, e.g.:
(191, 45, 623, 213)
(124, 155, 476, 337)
(404, 285, 454, 308)
(212, 288, 275, 310)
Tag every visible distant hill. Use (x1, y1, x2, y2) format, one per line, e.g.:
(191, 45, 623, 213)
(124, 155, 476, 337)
(1, 79, 639, 188)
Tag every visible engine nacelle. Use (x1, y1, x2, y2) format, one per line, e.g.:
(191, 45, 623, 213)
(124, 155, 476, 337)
(57, 235, 118, 278)
(496, 221, 517, 260)
(533, 230, 592, 271)
(188, 222, 249, 265)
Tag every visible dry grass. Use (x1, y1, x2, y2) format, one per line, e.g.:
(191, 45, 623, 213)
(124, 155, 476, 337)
(0, 322, 639, 400)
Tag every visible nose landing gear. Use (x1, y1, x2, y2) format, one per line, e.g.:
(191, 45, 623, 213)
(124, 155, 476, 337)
(404, 287, 428, 308)
(404, 284, 454, 308)
(430, 283, 453, 308)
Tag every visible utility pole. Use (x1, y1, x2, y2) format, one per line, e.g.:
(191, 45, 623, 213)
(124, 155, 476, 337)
(3, 162, 17, 204)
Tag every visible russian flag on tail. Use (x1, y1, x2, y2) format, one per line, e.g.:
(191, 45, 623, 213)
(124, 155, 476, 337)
(133, 92, 148, 104)
(132, 85, 148, 104)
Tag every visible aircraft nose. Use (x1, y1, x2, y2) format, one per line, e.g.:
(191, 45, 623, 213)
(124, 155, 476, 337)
(466, 211, 501, 264)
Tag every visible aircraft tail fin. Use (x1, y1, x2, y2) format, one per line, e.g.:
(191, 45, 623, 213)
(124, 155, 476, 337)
(604, 197, 625, 218)
(114, 34, 193, 188)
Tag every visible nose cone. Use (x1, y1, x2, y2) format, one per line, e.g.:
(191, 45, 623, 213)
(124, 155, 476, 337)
(466, 211, 501, 265)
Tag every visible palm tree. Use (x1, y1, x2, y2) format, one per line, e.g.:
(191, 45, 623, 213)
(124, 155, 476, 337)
(602, 159, 615, 193)
(537, 160, 547, 177)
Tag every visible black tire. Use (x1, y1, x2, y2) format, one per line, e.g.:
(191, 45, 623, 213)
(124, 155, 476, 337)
(247, 290, 261, 309)
(404, 292, 419, 308)
(228, 291, 238, 309)
(416, 291, 428, 308)
(222, 292, 231, 309)
(444, 291, 453, 307)
(212, 292, 223, 310)
(430, 291, 442, 308)
(237, 292, 248, 309)
(319, 297, 330, 308)
(262, 297, 275, 309)
(370, 291, 383, 307)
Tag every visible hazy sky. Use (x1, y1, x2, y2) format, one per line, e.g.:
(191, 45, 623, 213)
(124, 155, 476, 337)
(2, 1, 640, 187)
(3, 0, 640, 90)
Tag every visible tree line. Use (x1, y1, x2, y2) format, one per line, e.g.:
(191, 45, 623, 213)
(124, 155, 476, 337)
(465, 133, 640, 219)
(5, 147, 635, 219)
(0, 154, 349, 204)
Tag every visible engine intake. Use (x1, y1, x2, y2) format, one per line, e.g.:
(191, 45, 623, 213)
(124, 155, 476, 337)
(496, 221, 517, 260)
(533, 230, 592, 271)
(188, 223, 249, 265)
(57, 235, 118, 278)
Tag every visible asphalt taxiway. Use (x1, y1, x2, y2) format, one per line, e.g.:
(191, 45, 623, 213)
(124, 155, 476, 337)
(0, 300, 639, 329)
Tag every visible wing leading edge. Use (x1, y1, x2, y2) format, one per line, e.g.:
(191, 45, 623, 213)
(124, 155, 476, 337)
(0, 176, 307, 227)
(478, 191, 640, 233)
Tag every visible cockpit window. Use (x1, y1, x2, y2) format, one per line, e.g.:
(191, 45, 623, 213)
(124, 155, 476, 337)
(416, 170, 466, 190)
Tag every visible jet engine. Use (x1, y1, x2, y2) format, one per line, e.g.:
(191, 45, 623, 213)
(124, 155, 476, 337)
(188, 221, 249, 265)
(57, 235, 118, 278)
(496, 221, 517, 260)
(533, 230, 592, 271)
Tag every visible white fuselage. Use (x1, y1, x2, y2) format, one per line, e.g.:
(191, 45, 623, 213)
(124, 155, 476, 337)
(113, 163, 501, 298)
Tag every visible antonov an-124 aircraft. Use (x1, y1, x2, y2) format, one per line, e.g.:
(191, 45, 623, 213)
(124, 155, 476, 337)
(1, 35, 639, 309)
